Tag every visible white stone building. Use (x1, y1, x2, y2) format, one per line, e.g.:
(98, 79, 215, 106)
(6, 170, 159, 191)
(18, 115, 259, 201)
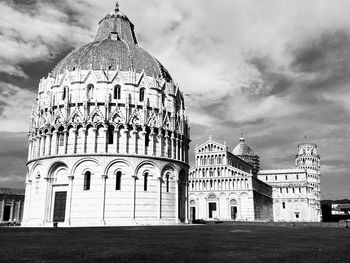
(22, 3, 190, 227)
(189, 137, 321, 222)
(188, 138, 273, 222)
(258, 142, 321, 222)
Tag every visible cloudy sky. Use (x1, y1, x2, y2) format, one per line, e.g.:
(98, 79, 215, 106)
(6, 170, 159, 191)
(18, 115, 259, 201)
(1, 0, 350, 199)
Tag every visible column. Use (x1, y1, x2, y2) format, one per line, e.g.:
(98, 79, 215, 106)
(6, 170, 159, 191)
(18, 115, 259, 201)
(40, 135, 45, 157)
(65, 175, 74, 225)
(175, 137, 179, 160)
(185, 182, 189, 223)
(175, 179, 179, 223)
(9, 200, 14, 222)
(28, 139, 33, 160)
(16, 201, 21, 222)
(158, 177, 162, 220)
(130, 127, 137, 154)
(164, 131, 169, 157)
(157, 130, 162, 157)
(36, 136, 41, 157)
(52, 131, 58, 155)
(102, 127, 107, 154)
(0, 199, 4, 223)
(123, 128, 129, 154)
(100, 174, 107, 225)
(92, 128, 97, 153)
(82, 128, 87, 153)
(63, 129, 68, 154)
(114, 127, 120, 153)
(179, 137, 183, 161)
(139, 127, 146, 155)
(131, 176, 137, 219)
(171, 133, 176, 159)
(47, 133, 52, 156)
(72, 128, 77, 154)
(43, 177, 53, 224)
(149, 130, 155, 156)
(22, 180, 32, 225)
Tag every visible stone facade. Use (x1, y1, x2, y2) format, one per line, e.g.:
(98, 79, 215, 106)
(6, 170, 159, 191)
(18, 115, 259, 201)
(188, 139, 273, 221)
(22, 4, 190, 227)
(0, 188, 25, 225)
(258, 143, 321, 222)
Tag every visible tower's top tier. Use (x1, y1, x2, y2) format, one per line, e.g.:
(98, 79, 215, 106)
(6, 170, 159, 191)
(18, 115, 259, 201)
(297, 142, 318, 156)
(51, 3, 172, 82)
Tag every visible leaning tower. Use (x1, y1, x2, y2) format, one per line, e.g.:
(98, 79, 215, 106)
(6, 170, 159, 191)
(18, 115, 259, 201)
(295, 142, 321, 221)
(22, 3, 190, 227)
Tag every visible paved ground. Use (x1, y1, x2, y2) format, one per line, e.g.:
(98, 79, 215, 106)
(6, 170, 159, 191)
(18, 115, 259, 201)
(0, 223, 349, 262)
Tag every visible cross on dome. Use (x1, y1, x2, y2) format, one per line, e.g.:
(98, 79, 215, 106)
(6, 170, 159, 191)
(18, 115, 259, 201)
(115, 2, 120, 13)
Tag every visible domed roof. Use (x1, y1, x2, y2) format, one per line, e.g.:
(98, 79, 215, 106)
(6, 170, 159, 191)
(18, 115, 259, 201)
(232, 135, 256, 156)
(51, 3, 172, 82)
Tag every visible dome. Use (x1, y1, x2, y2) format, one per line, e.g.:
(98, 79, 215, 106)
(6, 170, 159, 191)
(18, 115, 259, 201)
(51, 3, 172, 82)
(232, 135, 256, 156)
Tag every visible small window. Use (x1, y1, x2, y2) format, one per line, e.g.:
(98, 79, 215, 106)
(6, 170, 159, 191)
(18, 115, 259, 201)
(275, 176, 277, 180)
(285, 175, 288, 180)
(295, 213, 300, 219)
(282, 202, 286, 209)
(280, 188, 282, 193)
(299, 187, 301, 193)
(115, 171, 122, 190)
(144, 172, 148, 191)
(296, 174, 299, 180)
(114, 85, 121, 100)
(62, 87, 67, 100)
(166, 174, 170, 192)
(292, 188, 295, 193)
(84, 171, 91, 191)
(108, 125, 114, 144)
(266, 176, 268, 181)
(87, 84, 94, 99)
(286, 188, 289, 194)
(139, 88, 145, 102)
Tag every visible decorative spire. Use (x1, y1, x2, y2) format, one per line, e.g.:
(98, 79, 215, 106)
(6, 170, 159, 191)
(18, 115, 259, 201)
(115, 2, 120, 13)
(240, 132, 245, 142)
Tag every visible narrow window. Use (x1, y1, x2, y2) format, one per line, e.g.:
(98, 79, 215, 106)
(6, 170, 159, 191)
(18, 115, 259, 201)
(280, 188, 282, 193)
(58, 131, 64, 146)
(275, 175, 277, 180)
(84, 171, 91, 191)
(299, 187, 301, 193)
(266, 176, 268, 181)
(296, 174, 299, 180)
(286, 188, 289, 194)
(295, 213, 300, 219)
(62, 87, 67, 100)
(108, 125, 114, 144)
(114, 85, 121, 100)
(282, 202, 286, 209)
(115, 171, 122, 190)
(166, 174, 170, 192)
(144, 172, 148, 191)
(292, 188, 295, 193)
(285, 175, 288, 180)
(139, 88, 145, 102)
(87, 84, 94, 99)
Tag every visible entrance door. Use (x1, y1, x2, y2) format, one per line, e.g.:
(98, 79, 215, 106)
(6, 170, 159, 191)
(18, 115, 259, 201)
(3, 205, 11, 221)
(231, 206, 237, 220)
(208, 202, 217, 218)
(190, 207, 196, 221)
(53, 191, 67, 222)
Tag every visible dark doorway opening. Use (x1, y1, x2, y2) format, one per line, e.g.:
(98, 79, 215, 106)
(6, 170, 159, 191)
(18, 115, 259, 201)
(3, 205, 11, 221)
(190, 207, 196, 221)
(53, 191, 67, 222)
(231, 206, 237, 220)
(208, 202, 217, 218)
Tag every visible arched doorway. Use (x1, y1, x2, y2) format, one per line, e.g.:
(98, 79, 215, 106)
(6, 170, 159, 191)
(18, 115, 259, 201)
(230, 199, 238, 220)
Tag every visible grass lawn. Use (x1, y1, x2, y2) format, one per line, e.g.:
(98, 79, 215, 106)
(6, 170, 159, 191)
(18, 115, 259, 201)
(0, 224, 349, 262)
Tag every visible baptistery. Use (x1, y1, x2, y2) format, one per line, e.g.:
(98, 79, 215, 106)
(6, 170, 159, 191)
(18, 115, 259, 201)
(22, 3, 190, 227)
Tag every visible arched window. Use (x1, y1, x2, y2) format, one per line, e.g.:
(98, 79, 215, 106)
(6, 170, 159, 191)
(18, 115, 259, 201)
(115, 171, 122, 190)
(108, 125, 114, 144)
(87, 84, 94, 99)
(84, 171, 91, 191)
(114, 85, 121, 100)
(62, 86, 68, 101)
(282, 202, 286, 209)
(139, 87, 145, 102)
(144, 172, 149, 191)
(58, 128, 64, 146)
(166, 174, 170, 192)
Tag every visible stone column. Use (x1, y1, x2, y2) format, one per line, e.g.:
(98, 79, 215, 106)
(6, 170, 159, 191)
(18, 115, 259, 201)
(171, 133, 176, 159)
(22, 180, 32, 225)
(175, 137, 179, 160)
(164, 131, 169, 157)
(65, 175, 74, 226)
(130, 127, 137, 154)
(139, 128, 147, 155)
(47, 133, 52, 156)
(81, 128, 87, 153)
(36, 136, 41, 158)
(16, 200, 21, 222)
(92, 128, 97, 153)
(114, 127, 120, 153)
(72, 128, 77, 154)
(179, 138, 183, 161)
(0, 199, 4, 223)
(123, 128, 129, 154)
(27, 139, 33, 160)
(40, 135, 45, 157)
(43, 177, 53, 224)
(158, 177, 162, 220)
(52, 131, 58, 155)
(175, 179, 179, 223)
(131, 176, 137, 219)
(102, 127, 107, 154)
(9, 200, 14, 222)
(185, 182, 189, 223)
(63, 129, 68, 154)
(100, 174, 107, 225)
(157, 130, 163, 157)
(149, 129, 155, 156)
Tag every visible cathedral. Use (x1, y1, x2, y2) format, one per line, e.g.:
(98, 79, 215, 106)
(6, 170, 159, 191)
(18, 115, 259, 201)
(188, 136, 321, 222)
(22, 3, 190, 227)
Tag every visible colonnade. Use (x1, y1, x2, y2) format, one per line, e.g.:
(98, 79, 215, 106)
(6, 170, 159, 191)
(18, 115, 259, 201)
(189, 177, 249, 192)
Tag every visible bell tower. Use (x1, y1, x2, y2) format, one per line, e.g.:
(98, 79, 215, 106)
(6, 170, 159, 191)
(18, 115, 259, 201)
(295, 142, 321, 221)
